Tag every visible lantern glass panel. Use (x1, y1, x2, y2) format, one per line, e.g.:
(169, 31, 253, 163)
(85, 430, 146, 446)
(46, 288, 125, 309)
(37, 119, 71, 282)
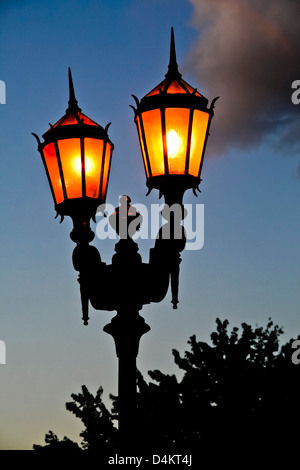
(79, 113, 98, 126)
(167, 80, 186, 94)
(142, 109, 164, 177)
(101, 142, 112, 201)
(165, 107, 189, 174)
(60, 114, 79, 126)
(189, 109, 209, 177)
(146, 79, 167, 97)
(58, 138, 82, 199)
(136, 116, 149, 178)
(84, 137, 104, 198)
(181, 79, 201, 96)
(43, 142, 64, 205)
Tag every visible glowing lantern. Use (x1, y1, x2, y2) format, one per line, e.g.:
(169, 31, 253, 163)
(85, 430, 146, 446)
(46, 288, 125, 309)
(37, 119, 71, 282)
(33, 68, 114, 234)
(131, 28, 218, 205)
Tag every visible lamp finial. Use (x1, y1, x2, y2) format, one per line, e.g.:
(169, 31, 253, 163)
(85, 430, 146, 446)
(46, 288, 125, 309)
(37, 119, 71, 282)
(66, 67, 81, 113)
(166, 27, 181, 78)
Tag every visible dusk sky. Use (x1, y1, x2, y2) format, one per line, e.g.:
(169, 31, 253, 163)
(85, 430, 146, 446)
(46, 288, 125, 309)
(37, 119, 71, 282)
(0, 0, 299, 450)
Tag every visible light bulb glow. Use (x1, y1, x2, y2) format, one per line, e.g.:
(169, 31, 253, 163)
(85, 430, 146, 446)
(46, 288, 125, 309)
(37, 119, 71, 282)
(167, 130, 182, 158)
(72, 155, 95, 176)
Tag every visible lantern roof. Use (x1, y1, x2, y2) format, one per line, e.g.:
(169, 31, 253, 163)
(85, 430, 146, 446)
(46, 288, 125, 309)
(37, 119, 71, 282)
(42, 68, 112, 143)
(132, 28, 210, 114)
(145, 27, 203, 99)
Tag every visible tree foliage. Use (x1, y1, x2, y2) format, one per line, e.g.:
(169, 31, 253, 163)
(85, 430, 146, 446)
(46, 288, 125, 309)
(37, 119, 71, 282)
(33, 318, 300, 455)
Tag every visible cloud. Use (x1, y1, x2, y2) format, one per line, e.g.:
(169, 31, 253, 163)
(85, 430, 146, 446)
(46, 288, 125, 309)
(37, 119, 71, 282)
(185, 0, 300, 159)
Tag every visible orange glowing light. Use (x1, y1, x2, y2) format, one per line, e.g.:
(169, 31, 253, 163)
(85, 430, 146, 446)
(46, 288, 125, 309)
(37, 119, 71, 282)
(166, 130, 182, 159)
(165, 108, 189, 175)
(72, 155, 96, 176)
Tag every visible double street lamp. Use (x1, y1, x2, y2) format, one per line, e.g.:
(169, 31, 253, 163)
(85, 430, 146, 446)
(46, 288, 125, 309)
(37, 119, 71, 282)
(33, 28, 217, 450)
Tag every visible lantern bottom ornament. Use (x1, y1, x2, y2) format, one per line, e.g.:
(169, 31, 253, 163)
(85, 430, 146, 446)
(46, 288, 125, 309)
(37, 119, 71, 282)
(146, 174, 202, 207)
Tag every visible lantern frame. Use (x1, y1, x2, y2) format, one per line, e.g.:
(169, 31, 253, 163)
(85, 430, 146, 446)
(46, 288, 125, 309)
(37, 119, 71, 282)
(33, 68, 114, 229)
(131, 28, 218, 205)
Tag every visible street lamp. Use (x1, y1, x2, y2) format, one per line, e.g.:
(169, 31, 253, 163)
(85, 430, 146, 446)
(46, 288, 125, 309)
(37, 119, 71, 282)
(33, 28, 217, 451)
(32, 68, 114, 244)
(131, 28, 218, 207)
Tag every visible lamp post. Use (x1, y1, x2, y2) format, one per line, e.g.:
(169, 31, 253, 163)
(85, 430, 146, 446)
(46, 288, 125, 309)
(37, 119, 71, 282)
(33, 28, 217, 451)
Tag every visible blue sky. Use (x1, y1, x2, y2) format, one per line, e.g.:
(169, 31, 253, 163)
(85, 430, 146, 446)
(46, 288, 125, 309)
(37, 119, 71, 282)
(0, 0, 299, 450)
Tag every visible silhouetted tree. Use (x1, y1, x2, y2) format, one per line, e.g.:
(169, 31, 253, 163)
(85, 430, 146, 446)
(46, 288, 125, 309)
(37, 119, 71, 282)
(33, 430, 81, 451)
(34, 318, 300, 457)
(33, 385, 117, 453)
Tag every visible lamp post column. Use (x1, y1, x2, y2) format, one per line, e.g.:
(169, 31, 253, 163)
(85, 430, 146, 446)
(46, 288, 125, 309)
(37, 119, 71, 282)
(104, 310, 150, 450)
(104, 203, 151, 449)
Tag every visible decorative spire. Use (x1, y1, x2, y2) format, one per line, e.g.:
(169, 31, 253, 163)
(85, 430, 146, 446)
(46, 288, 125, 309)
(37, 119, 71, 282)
(166, 27, 181, 79)
(66, 67, 81, 113)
